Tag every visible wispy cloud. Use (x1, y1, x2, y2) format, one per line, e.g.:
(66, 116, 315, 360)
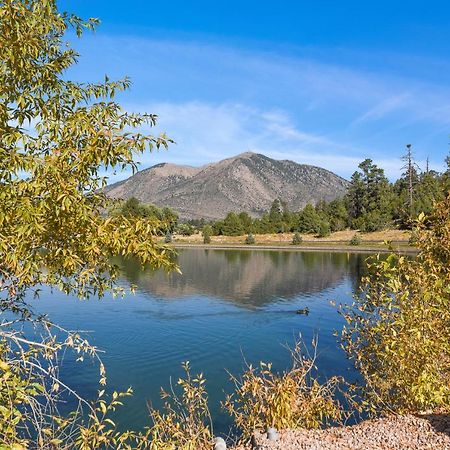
(70, 34, 450, 182)
(351, 94, 412, 126)
(97, 101, 434, 184)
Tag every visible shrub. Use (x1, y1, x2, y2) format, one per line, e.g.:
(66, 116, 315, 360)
(292, 232, 303, 245)
(351, 216, 367, 232)
(0, 327, 152, 449)
(165, 231, 173, 243)
(349, 234, 362, 246)
(342, 196, 450, 414)
(148, 362, 212, 450)
(177, 223, 196, 236)
(223, 338, 342, 440)
(317, 221, 331, 237)
(245, 233, 255, 245)
(202, 225, 212, 244)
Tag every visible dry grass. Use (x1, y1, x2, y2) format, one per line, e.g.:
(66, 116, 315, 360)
(170, 229, 410, 246)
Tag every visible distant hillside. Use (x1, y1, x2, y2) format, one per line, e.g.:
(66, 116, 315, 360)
(104, 152, 349, 219)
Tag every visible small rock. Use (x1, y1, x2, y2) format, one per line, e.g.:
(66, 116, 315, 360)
(267, 427, 279, 441)
(213, 436, 227, 450)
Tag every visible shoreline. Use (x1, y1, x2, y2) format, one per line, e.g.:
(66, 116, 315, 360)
(171, 243, 419, 254)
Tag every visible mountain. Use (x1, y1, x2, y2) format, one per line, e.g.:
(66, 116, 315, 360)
(104, 152, 349, 219)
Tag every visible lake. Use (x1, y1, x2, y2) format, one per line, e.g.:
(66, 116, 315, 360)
(30, 248, 370, 434)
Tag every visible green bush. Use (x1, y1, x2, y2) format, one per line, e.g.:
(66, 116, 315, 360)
(292, 232, 303, 245)
(176, 223, 196, 236)
(317, 221, 331, 237)
(349, 234, 362, 246)
(245, 233, 255, 245)
(202, 225, 212, 244)
(165, 232, 173, 243)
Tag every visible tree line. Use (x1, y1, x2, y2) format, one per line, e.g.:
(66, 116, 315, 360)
(208, 154, 450, 237)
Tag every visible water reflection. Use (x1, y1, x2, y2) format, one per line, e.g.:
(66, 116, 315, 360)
(117, 249, 370, 307)
(32, 249, 372, 434)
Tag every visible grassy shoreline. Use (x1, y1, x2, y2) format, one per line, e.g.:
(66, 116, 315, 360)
(165, 229, 418, 254)
(171, 242, 418, 254)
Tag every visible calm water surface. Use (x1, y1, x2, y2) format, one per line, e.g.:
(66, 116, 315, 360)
(31, 249, 369, 434)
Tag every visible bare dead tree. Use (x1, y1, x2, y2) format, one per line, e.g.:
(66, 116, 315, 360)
(401, 144, 420, 216)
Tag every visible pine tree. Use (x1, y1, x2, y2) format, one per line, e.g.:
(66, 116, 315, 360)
(347, 171, 366, 221)
(296, 204, 322, 233)
(268, 199, 285, 233)
(222, 212, 245, 236)
(399, 144, 421, 221)
(347, 159, 393, 231)
(326, 199, 348, 231)
(238, 212, 253, 233)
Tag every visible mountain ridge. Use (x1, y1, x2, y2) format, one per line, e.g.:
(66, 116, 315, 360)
(104, 152, 349, 219)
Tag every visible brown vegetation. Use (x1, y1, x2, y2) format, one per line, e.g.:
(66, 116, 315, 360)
(170, 229, 411, 247)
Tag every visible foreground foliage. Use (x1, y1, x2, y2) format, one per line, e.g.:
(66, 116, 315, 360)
(342, 194, 450, 413)
(0, 0, 176, 447)
(223, 339, 342, 441)
(148, 362, 213, 450)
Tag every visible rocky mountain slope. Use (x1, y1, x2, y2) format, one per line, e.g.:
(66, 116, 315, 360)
(104, 152, 349, 219)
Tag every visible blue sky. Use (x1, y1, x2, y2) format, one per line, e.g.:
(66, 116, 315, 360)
(61, 1, 450, 181)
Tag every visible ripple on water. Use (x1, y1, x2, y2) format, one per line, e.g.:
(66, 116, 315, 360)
(28, 250, 366, 434)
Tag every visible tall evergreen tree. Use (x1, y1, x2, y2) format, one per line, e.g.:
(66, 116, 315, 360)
(268, 199, 285, 233)
(347, 159, 393, 231)
(221, 212, 245, 236)
(347, 171, 366, 221)
(326, 198, 348, 231)
(443, 154, 450, 192)
(296, 204, 322, 233)
(238, 211, 253, 233)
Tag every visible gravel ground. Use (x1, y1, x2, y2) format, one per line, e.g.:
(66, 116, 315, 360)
(235, 415, 450, 450)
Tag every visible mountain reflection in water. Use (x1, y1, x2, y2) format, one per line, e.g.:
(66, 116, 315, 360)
(117, 249, 368, 307)
(31, 249, 371, 435)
